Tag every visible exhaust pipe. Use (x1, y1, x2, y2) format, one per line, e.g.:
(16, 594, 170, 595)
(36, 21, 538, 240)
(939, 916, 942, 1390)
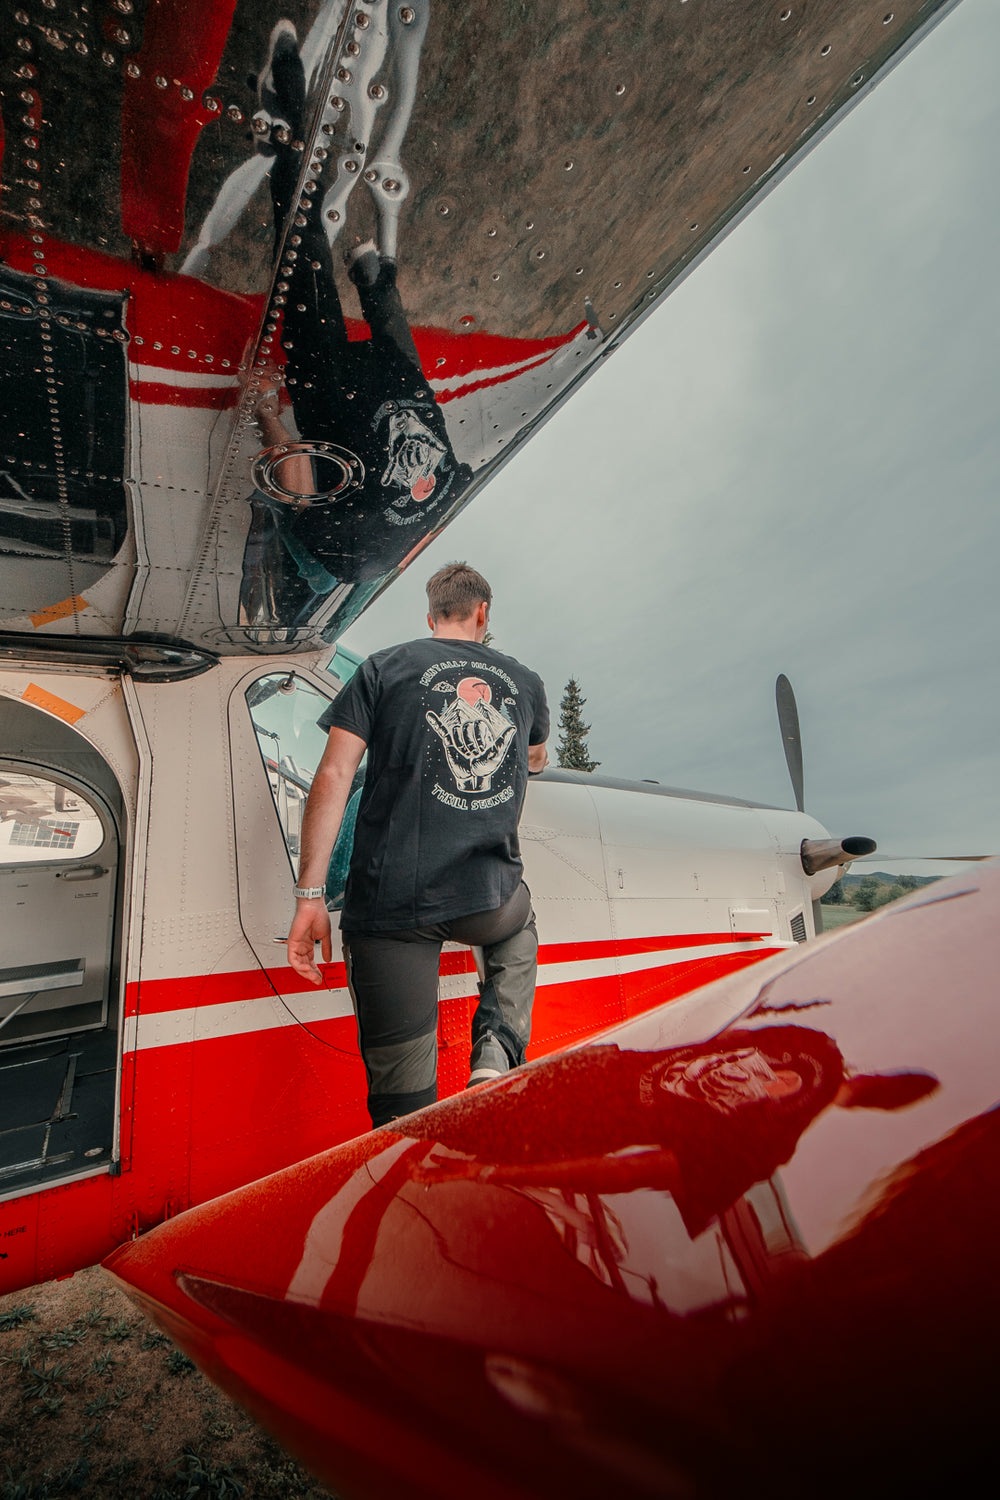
(800, 836, 877, 876)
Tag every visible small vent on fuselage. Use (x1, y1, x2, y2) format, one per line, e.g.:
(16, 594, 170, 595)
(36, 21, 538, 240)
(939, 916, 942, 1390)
(790, 911, 807, 944)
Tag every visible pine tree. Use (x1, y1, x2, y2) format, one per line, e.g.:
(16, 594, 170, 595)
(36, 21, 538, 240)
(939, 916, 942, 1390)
(556, 678, 600, 772)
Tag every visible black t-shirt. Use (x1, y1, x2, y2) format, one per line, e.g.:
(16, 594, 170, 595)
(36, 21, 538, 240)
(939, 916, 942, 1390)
(319, 637, 549, 932)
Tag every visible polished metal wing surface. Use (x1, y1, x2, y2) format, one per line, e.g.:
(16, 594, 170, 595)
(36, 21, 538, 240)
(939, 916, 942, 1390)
(0, 0, 960, 655)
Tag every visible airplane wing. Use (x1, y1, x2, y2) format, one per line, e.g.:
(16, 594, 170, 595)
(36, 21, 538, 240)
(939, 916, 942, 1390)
(105, 859, 999, 1498)
(0, 0, 962, 657)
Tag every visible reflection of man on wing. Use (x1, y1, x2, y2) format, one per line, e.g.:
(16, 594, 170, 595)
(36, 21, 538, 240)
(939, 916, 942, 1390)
(238, 19, 472, 634)
(405, 1025, 940, 1237)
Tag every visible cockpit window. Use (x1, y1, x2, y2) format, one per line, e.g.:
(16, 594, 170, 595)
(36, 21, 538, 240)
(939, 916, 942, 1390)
(247, 673, 330, 862)
(246, 673, 363, 902)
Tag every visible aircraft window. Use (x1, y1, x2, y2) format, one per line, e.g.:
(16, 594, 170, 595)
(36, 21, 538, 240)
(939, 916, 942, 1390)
(246, 674, 365, 900)
(0, 772, 105, 864)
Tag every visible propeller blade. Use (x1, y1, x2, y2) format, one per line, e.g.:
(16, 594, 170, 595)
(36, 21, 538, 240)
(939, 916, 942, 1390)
(775, 674, 804, 812)
(853, 855, 993, 862)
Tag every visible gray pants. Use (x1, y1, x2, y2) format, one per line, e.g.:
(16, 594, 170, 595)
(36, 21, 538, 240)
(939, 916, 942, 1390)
(343, 882, 537, 1128)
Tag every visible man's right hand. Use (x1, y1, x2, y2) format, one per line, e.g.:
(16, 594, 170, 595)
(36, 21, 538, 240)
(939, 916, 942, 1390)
(287, 899, 333, 986)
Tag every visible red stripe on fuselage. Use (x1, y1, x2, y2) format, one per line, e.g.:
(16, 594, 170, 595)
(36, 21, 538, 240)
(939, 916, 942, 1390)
(125, 934, 773, 1020)
(538, 932, 767, 965)
(127, 963, 348, 1017)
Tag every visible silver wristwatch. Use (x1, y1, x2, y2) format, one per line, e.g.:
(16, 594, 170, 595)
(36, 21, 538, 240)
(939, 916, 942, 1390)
(293, 884, 326, 900)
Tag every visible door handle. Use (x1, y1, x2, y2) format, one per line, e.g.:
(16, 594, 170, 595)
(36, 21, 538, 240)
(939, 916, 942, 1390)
(56, 865, 108, 882)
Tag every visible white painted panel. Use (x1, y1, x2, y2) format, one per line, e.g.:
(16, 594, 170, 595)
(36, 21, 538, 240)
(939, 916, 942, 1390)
(133, 664, 255, 980)
(589, 784, 770, 853)
(520, 777, 612, 948)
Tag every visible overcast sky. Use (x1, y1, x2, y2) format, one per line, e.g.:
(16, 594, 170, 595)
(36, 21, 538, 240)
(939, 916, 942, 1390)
(343, 0, 998, 877)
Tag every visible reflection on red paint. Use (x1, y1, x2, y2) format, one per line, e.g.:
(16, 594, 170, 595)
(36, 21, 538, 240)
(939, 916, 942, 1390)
(109, 1087, 998, 1500)
(105, 867, 1000, 1498)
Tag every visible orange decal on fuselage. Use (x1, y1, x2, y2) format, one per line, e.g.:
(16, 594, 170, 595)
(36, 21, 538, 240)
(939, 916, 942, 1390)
(21, 684, 86, 725)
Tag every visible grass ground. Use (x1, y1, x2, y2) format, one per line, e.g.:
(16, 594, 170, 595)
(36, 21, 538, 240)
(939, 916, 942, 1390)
(818, 904, 869, 929)
(0, 1267, 338, 1500)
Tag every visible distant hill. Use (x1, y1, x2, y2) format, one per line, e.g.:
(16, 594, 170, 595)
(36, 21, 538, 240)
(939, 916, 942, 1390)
(822, 871, 942, 910)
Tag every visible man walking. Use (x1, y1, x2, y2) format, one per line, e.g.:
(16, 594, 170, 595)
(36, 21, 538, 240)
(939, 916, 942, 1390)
(287, 563, 549, 1127)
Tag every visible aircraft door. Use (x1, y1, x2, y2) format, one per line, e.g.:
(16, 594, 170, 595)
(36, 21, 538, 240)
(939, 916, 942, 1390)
(0, 767, 117, 1043)
(0, 736, 122, 1196)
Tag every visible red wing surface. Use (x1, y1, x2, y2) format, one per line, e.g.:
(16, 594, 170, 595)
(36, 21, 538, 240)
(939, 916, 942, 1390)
(106, 862, 1000, 1499)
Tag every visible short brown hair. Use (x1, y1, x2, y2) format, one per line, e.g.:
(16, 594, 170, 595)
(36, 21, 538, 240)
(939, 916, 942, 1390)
(426, 562, 492, 621)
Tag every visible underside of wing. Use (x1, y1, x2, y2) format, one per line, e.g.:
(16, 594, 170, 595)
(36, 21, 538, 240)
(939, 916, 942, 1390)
(0, 0, 960, 655)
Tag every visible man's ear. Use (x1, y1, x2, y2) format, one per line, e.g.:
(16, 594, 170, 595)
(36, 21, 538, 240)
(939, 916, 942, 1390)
(427, 612, 436, 634)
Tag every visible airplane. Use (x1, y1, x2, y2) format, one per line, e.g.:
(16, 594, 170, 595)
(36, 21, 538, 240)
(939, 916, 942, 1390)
(0, 0, 964, 1308)
(105, 859, 1000, 1498)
